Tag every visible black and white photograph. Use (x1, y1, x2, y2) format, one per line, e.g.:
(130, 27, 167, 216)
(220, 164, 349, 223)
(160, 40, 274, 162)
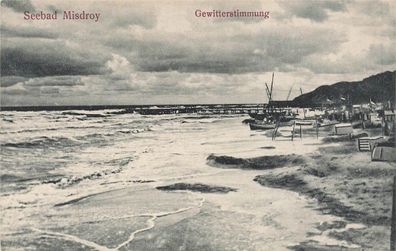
(1, 0, 395, 250)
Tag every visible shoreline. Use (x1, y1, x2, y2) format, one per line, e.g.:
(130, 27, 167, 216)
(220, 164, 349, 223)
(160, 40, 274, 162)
(208, 128, 396, 250)
(2, 115, 395, 250)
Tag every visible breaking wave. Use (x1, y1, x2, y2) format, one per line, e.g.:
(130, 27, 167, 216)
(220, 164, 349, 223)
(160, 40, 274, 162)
(1, 126, 150, 149)
(61, 111, 109, 117)
(1, 136, 80, 149)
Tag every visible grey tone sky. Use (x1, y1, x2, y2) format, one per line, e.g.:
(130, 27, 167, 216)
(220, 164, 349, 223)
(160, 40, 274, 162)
(1, 0, 395, 105)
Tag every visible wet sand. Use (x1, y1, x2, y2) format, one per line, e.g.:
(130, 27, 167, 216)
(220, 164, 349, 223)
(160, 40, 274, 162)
(253, 138, 396, 251)
(209, 127, 395, 250)
(3, 171, 342, 251)
(2, 116, 394, 250)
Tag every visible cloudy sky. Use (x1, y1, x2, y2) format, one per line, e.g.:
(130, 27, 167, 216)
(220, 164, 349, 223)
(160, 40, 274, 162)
(1, 0, 395, 106)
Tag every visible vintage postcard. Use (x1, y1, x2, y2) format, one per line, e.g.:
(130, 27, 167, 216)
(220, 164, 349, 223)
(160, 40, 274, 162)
(1, 0, 395, 250)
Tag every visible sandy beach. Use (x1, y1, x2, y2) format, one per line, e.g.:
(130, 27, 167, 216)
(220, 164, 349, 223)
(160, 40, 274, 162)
(2, 114, 394, 250)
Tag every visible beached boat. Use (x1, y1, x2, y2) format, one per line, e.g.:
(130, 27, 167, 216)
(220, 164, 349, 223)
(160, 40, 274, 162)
(294, 120, 315, 126)
(249, 122, 276, 130)
(249, 120, 294, 130)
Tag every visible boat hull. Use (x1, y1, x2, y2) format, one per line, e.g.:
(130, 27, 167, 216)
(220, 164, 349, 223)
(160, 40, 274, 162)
(249, 120, 295, 130)
(249, 123, 276, 130)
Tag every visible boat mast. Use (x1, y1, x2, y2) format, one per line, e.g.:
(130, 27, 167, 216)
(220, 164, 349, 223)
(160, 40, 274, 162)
(265, 83, 271, 101)
(286, 85, 294, 101)
(269, 72, 274, 103)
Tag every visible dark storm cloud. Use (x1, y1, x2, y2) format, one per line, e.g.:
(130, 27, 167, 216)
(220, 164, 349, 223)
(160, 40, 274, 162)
(129, 26, 344, 74)
(1, 24, 58, 39)
(1, 0, 35, 12)
(1, 0, 395, 106)
(279, 0, 347, 22)
(1, 48, 106, 77)
(1, 39, 110, 77)
(137, 52, 270, 74)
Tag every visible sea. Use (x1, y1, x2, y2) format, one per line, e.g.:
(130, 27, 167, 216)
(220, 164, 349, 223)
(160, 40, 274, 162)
(0, 107, 338, 250)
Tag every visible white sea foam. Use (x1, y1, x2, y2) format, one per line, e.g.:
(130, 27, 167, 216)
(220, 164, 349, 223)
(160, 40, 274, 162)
(1, 111, 351, 250)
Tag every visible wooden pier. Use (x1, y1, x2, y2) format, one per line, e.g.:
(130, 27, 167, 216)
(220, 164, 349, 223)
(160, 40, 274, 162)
(0, 104, 269, 115)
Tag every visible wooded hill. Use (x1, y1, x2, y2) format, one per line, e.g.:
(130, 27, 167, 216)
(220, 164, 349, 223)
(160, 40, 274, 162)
(293, 71, 395, 107)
